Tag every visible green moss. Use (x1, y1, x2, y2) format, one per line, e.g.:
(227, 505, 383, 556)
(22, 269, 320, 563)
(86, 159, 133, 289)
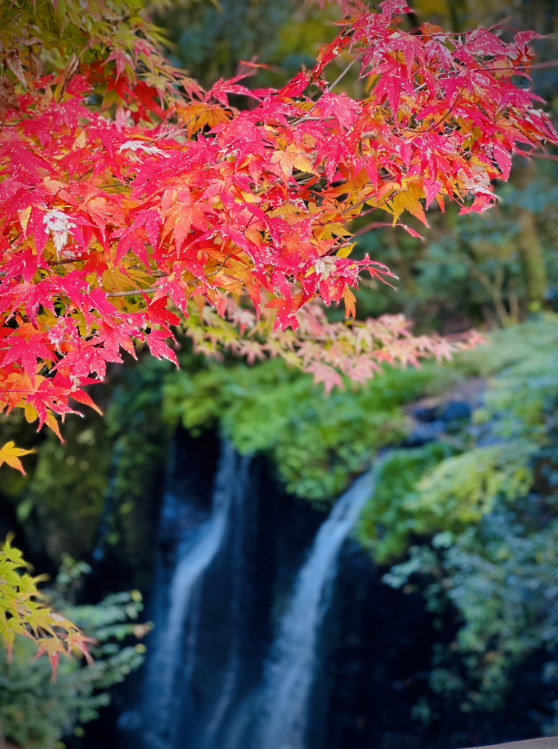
(358, 443, 453, 563)
(162, 357, 457, 501)
(413, 442, 535, 528)
(20, 416, 112, 562)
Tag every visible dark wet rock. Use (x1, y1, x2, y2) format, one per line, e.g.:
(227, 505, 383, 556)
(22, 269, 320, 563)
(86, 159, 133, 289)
(410, 400, 472, 426)
(404, 420, 447, 446)
(440, 400, 472, 423)
(409, 403, 440, 422)
(404, 378, 486, 448)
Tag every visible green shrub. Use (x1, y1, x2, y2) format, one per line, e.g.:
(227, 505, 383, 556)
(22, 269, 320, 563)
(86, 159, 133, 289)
(162, 357, 457, 500)
(0, 557, 148, 749)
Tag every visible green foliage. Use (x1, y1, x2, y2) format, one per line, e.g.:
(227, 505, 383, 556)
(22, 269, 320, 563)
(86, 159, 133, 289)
(101, 358, 173, 575)
(0, 357, 168, 733)
(0, 0, 177, 105)
(163, 0, 291, 83)
(358, 443, 454, 563)
(414, 442, 535, 527)
(1, 356, 173, 577)
(16, 417, 112, 563)
(439, 512, 558, 713)
(354, 162, 558, 330)
(386, 505, 558, 722)
(0, 556, 148, 748)
(157, 0, 339, 89)
(374, 316, 558, 729)
(358, 437, 535, 566)
(364, 318, 558, 566)
(163, 356, 457, 500)
(455, 314, 558, 379)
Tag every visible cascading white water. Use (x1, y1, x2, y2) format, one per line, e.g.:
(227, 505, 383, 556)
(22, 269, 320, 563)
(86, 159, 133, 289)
(139, 441, 242, 749)
(200, 448, 253, 748)
(255, 469, 375, 749)
(121, 442, 377, 749)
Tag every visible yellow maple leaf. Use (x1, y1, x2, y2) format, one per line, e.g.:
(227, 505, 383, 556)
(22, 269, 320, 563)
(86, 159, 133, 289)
(342, 286, 357, 318)
(178, 102, 230, 138)
(0, 441, 35, 474)
(270, 144, 314, 178)
(390, 181, 428, 225)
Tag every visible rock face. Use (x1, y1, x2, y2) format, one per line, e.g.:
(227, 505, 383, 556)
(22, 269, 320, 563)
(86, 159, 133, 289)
(405, 378, 485, 447)
(115, 433, 322, 749)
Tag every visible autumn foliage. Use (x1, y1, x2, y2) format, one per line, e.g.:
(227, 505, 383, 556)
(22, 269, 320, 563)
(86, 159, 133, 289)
(1, 0, 557, 434)
(0, 535, 93, 675)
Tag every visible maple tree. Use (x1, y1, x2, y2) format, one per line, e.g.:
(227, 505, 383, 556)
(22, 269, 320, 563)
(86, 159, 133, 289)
(0, 0, 557, 664)
(1, 0, 556, 433)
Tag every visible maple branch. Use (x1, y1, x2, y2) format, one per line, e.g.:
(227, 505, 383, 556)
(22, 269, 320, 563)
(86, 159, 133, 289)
(351, 220, 394, 238)
(327, 58, 357, 92)
(422, 85, 466, 134)
(292, 172, 316, 184)
(205, 253, 234, 279)
(48, 257, 87, 265)
(339, 190, 393, 218)
(291, 58, 357, 125)
(469, 60, 558, 73)
(77, 167, 94, 182)
(526, 152, 558, 161)
(454, 19, 511, 52)
(96, 182, 131, 189)
(105, 287, 158, 297)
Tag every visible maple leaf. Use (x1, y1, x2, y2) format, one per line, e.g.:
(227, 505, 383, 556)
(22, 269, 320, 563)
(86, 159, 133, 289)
(0, 441, 34, 474)
(341, 286, 357, 318)
(206, 75, 261, 107)
(306, 361, 344, 395)
(390, 181, 428, 226)
(145, 329, 179, 366)
(270, 144, 315, 179)
(0, 330, 55, 377)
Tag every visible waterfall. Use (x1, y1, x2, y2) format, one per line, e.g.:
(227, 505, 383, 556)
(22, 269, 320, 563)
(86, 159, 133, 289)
(254, 469, 375, 749)
(200, 446, 253, 748)
(137, 440, 248, 749)
(118, 439, 377, 749)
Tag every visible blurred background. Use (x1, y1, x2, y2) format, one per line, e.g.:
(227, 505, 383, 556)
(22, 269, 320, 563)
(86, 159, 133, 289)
(1, 1, 558, 747)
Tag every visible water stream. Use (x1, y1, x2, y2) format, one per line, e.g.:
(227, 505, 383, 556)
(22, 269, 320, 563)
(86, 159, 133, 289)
(136, 441, 250, 749)
(124, 438, 375, 749)
(253, 469, 376, 749)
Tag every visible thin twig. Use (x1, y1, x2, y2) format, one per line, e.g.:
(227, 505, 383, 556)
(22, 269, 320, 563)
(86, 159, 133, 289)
(328, 58, 357, 92)
(422, 85, 466, 133)
(106, 287, 158, 297)
(291, 58, 358, 126)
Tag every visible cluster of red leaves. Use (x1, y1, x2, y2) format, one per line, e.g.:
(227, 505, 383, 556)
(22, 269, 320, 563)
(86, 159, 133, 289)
(1, 0, 556, 431)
